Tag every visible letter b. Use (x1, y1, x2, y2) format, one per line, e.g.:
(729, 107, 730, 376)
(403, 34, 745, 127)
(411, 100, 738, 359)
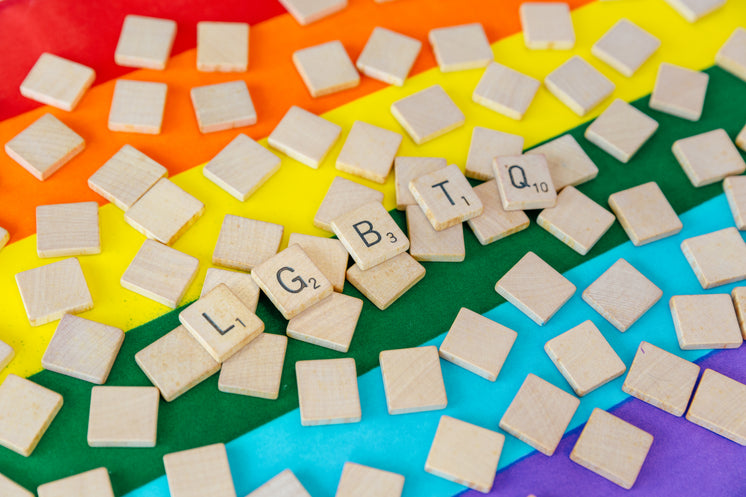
(353, 220, 381, 247)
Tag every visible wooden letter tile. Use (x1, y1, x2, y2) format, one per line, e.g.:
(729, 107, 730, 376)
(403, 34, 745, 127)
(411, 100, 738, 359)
(527, 134, 598, 191)
(544, 56, 614, 116)
(287, 233, 348, 292)
(680, 227, 746, 289)
(287, 293, 363, 352)
(673, 129, 746, 187)
(732, 286, 746, 339)
(218, 333, 287, 399)
(0, 227, 9, 252)
(0, 375, 62, 457)
(115, 15, 177, 70)
(585, 99, 659, 163)
(663, 0, 726, 22)
(20, 53, 95, 111)
(87, 386, 159, 447)
(380, 346, 447, 414)
(356, 27, 421, 86)
(201, 268, 260, 312)
(428, 23, 492, 72)
(725, 175, 746, 230)
(197, 21, 249, 72)
(163, 443, 237, 497)
(36, 201, 100, 257)
(466, 180, 529, 245)
(670, 294, 743, 349)
(213, 215, 283, 271)
(108, 80, 167, 134)
(407, 205, 464, 262)
(335, 462, 404, 497)
(494, 154, 557, 211)
(465, 126, 524, 181)
(190, 81, 256, 133)
(336, 121, 402, 183)
(314, 176, 384, 231)
(0, 340, 14, 371)
(0, 473, 33, 497)
(591, 19, 660, 77)
(519, 2, 575, 49)
(473, 62, 540, 120)
(278, 0, 347, 25)
(650, 63, 709, 121)
(268, 106, 342, 168)
(247, 469, 311, 497)
(346, 252, 425, 310)
(296, 358, 361, 425)
(394, 157, 447, 209)
(390, 85, 465, 145)
(293, 41, 360, 97)
(686, 368, 746, 445)
(716, 27, 746, 82)
(37, 468, 114, 497)
(608, 182, 682, 245)
(410, 164, 483, 230)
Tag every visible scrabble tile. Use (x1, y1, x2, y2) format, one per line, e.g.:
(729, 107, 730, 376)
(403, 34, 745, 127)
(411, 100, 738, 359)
(394, 157, 447, 209)
(519, 2, 575, 49)
(314, 176, 384, 231)
(356, 27, 421, 86)
(164, 443, 237, 497)
(278, 0, 347, 25)
(16, 258, 93, 326)
(197, 21, 249, 72)
(0, 374, 62, 457)
(545, 320, 626, 396)
(296, 358, 361, 425)
(723, 176, 746, 230)
(0, 227, 9, 251)
(672, 129, 746, 187)
(108, 80, 167, 134)
(538, 186, 614, 255)
(410, 164, 483, 230)
(135, 325, 220, 402)
(0, 473, 33, 497)
(252, 244, 333, 319)
(336, 121, 402, 183)
(428, 23, 492, 72)
(213, 215, 284, 271)
(380, 346, 447, 414)
(41, 314, 124, 384)
(663, 0, 726, 22)
(20, 53, 95, 111)
(544, 56, 615, 116)
(465, 126, 524, 181)
(622, 341, 699, 416)
(570, 408, 653, 489)
(88, 145, 168, 210)
(293, 41, 360, 97)
(218, 333, 287, 399)
(121, 239, 199, 308)
(0, 340, 14, 371)
(201, 268, 260, 312)
(737, 123, 746, 151)
(499, 374, 580, 455)
(37, 468, 114, 497)
(331, 201, 409, 270)
(203, 134, 280, 201)
(5, 113, 84, 181)
(346, 252, 425, 310)
(36, 201, 100, 257)
(268, 106, 342, 168)
(439, 307, 517, 381)
(288, 233, 349, 292)
(191, 81, 256, 133)
(390, 85, 465, 145)
(425, 415, 504, 493)
(582, 259, 662, 332)
(287, 293, 363, 352)
(179, 284, 264, 362)
(608, 182, 682, 245)
(670, 294, 743, 349)
(732, 287, 746, 339)
(87, 386, 159, 447)
(407, 205, 464, 262)
(335, 462, 404, 497)
(115, 14, 177, 69)
(650, 63, 709, 121)
(472, 62, 540, 120)
(716, 27, 746, 82)
(686, 369, 746, 445)
(248, 469, 311, 497)
(681, 227, 746, 289)
(466, 180, 530, 245)
(585, 99, 659, 163)
(494, 154, 557, 211)
(591, 19, 660, 77)
(527, 134, 598, 191)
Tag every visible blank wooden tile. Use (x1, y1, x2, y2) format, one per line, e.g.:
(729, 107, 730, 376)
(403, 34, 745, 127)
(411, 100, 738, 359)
(41, 314, 124, 384)
(380, 346, 447, 414)
(248, 469, 311, 497)
(687, 368, 746, 445)
(591, 19, 660, 77)
(0, 340, 14, 371)
(0, 374, 62, 457)
(5, 113, 84, 181)
(473, 62, 540, 120)
(37, 468, 114, 497)
(288, 233, 348, 292)
(20, 53, 95, 111)
(663, 0, 726, 22)
(213, 215, 283, 271)
(332, 201, 409, 270)
(347, 252, 425, 310)
(673, 129, 746, 187)
(520, 2, 574, 49)
(164, 443, 237, 497)
(737, 123, 746, 152)
(394, 157, 447, 209)
(204, 134, 280, 201)
(732, 287, 746, 339)
(293, 41, 360, 97)
(429, 23, 492, 72)
(527, 134, 598, 191)
(0, 227, 9, 251)
(336, 121, 402, 183)
(336, 462, 404, 497)
(115, 14, 177, 69)
(545, 56, 615, 116)
(88, 145, 168, 210)
(467, 180, 530, 245)
(191, 81, 256, 133)
(608, 182, 682, 246)
(16, 258, 93, 326)
(36, 201, 100, 257)
(135, 325, 220, 402)
(465, 126, 524, 181)
(622, 341, 699, 416)
(87, 386, 159, 447)
(650, 63, 708, 121)
(585, 99, 658, 163)
(545, 320, 626, 396)
(108, 80, 167, 134)
(201, 268, 260, 312)
(268, 106, 342, 168)
(252, 244, 333, 319)
(582, 259, 662, 332)
(425, 415, 504, 493)
(410, 164, 483, 230)
(0, 473, 33, 497)
(681, 227, 746, 289)
(494, 154, 557, 211)
(570, 408, 653, 489)
(121, 239, 199, 308)
(538, 186, 614, 255)
(499, 373, 580, 455)
(729, 176, 746, 229)
(296, 358, 361, 425)
(356, 27, 421, 86)
(390, 85, 465, 145)
(314, 176, 384, 231)
(197, 22, 249, 72)
(407, 205, 464, 262)
(218, 333, 287, 399)
(670, 294, 743, 349)
(279, 0, 347, 25)
(287, 293, 363, 352)
(716, 27, 746, 82)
